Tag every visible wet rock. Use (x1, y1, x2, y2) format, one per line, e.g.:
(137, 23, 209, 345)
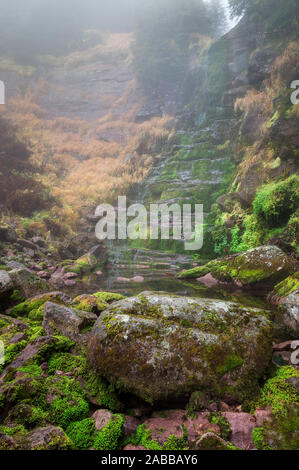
(37, 271, 51, 279)
(64, 279, 76, 287)
(43, 301, 97, 342)
(131, 276, 145, 283)
(88, 293, 272, 403)
(32, 236, 47, 247)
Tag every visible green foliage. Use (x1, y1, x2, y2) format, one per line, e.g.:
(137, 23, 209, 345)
(253, 175, 299, 228)
(228, 0, 298, 30)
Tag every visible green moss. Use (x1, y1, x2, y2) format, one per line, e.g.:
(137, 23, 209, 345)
(10, 290, 24, 303)
(216, 354, 244, 376)
(253, 175, 299, 228)
(66, 418, 96, 450)
(45, 376, 89, 429)
(274, 271, 299, 297)
(72, 295, 108, 313)
(93, 292, 125, 303)
(93, 414, 125, 450)
(258, 366, 299, 417)
(124, 424, 162, 450)
(81, 367, 123, 412)
(208, 412, 231, 440)
(47, 353, 85, 375)
(177, 264, 211, 279)
(7, 402, 47, 428)
(252, 427, 272, 450)
(10, 299, 45, 318)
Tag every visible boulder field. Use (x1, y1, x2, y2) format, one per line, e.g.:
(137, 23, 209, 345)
(0, 244, 298, 450)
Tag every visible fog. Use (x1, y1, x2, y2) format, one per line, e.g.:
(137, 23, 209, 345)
(0, 0, 235, 62)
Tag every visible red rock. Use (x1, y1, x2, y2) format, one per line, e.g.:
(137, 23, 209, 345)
(123, 416, 140, 437)
(273, 341, 294, 351)
(131, 276, 144, 283)
(64, 280, 76, 287)
(254, 407, 272, 427)
(117, 277, 131, 283)
(96, 271, 103, 277)
(196, 273, 219, 287)
(37, 271, 51, 279)
(222, 412, 256, 450)
(92, 409, 113, 431)
(143, 410, 219, 446)
(123, 445, 146, 450)
(220, 402, 231, 412)
(64, 272, 78, 279)
(208, 402, 218, 412)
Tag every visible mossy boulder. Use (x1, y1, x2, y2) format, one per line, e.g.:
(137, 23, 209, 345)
(42, 302, 97, 343)
(179, 246, 295, 286)
(88, 293, 273, 404)
(9, 268, 50, 298)
(277, 289, 299, 337)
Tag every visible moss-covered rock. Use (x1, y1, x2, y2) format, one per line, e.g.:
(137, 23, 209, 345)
(179, 246, 295, 286)
(72, 294, 108, 314)
(274, 271, 299, 298)
(88, 293, 273, 403)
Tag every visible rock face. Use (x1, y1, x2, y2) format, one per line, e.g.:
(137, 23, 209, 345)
(88, 293, 272, 403)
(179, 246, 295, 286)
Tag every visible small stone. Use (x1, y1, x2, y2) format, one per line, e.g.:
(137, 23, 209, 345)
(92, 409, 113, 431)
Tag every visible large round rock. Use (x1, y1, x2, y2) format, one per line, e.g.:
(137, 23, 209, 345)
(87, 293, 273, 403)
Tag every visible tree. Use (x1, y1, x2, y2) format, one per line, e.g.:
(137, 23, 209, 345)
(228, 0, 299, 26)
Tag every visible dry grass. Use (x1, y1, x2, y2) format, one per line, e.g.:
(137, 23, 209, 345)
(3, 34, 172, 231)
